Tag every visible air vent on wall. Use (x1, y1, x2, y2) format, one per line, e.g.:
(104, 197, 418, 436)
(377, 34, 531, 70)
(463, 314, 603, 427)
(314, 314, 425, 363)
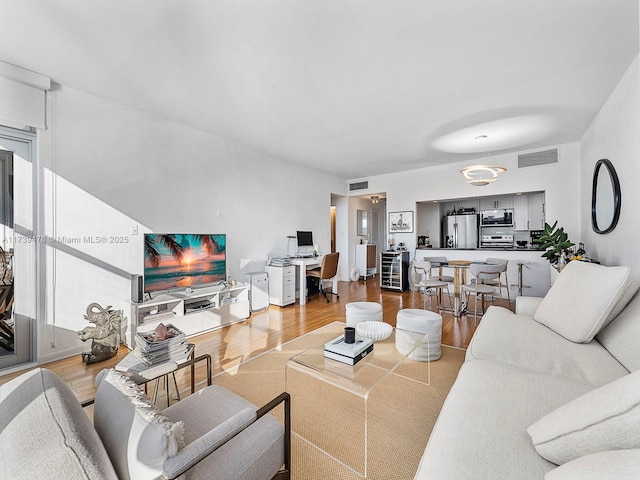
(518, 148, 559, 168)
(349, 181, 369, 191)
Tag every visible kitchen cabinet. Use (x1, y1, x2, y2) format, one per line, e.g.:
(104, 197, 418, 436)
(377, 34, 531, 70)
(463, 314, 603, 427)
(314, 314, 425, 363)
(513, 192, 545, 231)
(479, 195, 514, 210)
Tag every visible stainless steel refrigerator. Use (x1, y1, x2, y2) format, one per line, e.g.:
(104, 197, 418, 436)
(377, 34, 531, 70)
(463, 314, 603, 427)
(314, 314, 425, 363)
(442, 214, 479, 249)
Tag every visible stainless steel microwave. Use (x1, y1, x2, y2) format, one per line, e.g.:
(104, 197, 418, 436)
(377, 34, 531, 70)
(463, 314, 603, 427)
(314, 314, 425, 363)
(481, 209, 513, 226)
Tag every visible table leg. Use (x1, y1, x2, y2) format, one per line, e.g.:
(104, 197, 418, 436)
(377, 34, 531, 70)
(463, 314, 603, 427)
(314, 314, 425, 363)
(452, 267, 463, 318)
(298, 265, 308, 306)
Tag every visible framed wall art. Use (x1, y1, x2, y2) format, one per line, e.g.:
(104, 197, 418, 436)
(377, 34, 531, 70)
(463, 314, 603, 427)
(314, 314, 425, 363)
(389, 211, 413, 233)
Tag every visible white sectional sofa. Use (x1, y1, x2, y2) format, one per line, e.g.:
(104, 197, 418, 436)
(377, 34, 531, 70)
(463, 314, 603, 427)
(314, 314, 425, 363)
(414, 260, 640, 479)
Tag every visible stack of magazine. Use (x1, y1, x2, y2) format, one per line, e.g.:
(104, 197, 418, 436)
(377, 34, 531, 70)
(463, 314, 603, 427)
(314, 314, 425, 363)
(269, 257, 292, 267)
(133, 323, 190, 366)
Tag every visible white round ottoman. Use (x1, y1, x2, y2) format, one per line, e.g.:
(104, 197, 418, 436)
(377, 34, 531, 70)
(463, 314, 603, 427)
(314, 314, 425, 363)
(395, 308, 442, 361)
(345, 302, 383, 327)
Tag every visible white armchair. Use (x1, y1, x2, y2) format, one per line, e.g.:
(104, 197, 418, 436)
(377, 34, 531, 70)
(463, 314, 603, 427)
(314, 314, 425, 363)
(94, 369, 291, 480)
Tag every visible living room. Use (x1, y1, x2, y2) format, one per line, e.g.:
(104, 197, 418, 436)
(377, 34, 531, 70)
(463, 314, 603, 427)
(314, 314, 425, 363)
(1, 2, 640, 479)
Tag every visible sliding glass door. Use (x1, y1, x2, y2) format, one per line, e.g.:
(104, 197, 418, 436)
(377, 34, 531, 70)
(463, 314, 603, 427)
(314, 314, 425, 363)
(0, 127, 37, 370)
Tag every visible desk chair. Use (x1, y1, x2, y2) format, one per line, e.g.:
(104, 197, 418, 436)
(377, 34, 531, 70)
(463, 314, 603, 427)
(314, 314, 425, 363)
(306, 252, 340, 303)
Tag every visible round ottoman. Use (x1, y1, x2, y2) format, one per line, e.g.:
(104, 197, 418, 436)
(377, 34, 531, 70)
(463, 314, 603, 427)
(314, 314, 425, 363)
(345, 302, 383, 327)
(395, 308, 442, 361)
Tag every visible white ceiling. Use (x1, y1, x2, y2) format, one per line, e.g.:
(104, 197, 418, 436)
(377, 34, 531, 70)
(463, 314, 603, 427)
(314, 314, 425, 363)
(1, 0, 637, 179)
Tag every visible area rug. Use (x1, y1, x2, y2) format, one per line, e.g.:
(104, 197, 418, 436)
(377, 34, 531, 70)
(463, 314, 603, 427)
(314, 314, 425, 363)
(212, 322, 466, 480)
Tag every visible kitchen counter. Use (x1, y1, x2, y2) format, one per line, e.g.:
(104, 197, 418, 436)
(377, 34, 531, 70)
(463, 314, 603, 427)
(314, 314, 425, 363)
(418, 247, 543, 252)
(415, 248, 551, 298)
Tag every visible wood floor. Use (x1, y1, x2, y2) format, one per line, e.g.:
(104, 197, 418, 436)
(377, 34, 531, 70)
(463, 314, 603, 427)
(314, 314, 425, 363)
(0, 276, 512, 404)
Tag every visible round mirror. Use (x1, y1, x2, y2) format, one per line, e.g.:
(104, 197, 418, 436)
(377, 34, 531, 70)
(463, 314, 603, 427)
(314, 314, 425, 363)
(591, 159, 621, 234)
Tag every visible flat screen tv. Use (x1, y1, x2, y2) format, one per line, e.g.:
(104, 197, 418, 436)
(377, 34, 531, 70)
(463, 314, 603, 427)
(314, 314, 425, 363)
(144, 234, 226, 294)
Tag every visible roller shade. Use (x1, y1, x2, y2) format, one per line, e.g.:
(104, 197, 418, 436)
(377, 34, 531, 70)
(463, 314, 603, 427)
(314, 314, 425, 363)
(0, 61, 50, 130)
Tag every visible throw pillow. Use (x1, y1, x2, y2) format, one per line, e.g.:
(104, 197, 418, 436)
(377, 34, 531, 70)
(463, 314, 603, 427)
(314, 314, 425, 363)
(533, 261, 637, 343)
(545, 449, 640, 480)
(527, 370, 640, 465)
(94, 369, 185, 480)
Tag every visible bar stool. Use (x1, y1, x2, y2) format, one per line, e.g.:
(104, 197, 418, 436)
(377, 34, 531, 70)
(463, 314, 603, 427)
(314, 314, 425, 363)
(481, 258, 510, 305)
(461, 263, 502, 325)
(413, 261, 450, 312)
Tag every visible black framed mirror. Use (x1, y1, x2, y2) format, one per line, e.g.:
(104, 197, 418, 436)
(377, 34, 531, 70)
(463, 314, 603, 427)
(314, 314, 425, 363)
(591, 158, 621, 234)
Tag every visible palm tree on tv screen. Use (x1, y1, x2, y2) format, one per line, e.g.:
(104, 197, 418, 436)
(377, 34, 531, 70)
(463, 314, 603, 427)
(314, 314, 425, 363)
(145, 234, 225, 267)
(194, 234, 225, 255)
(144, 234, 184, 268)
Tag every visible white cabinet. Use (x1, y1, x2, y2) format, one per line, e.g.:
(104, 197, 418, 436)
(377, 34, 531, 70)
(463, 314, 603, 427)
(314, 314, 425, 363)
(125, 284, 250, 348)
(513, 192, 545, 231)
(247, 272, 269, 312)
(355, 244, 377, 280)
(479, 195, 514, 210)
(268, 265, 295, 307)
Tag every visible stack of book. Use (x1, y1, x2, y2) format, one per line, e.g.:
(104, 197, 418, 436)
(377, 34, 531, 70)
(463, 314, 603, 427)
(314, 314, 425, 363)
(324, 334, 374, 365)
(133, 323, 190, 366)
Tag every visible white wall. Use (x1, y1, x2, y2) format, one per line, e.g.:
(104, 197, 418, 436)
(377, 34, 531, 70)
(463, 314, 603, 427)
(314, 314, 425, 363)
(580, 56, 640, 271)
(36, 85, 346, 362)
(352, 142, 583, 258)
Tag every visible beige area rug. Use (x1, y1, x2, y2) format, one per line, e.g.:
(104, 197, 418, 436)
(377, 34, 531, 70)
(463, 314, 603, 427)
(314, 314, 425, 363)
(213, 322, 466, 480)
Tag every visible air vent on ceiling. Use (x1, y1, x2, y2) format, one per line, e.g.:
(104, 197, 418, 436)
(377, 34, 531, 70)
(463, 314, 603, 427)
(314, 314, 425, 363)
(518, 148, 559, 168)
(349, 181, 369, 191)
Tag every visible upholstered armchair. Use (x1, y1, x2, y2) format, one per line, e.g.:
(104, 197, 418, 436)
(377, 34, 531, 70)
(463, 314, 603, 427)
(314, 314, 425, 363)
(94, 369, 291, 480)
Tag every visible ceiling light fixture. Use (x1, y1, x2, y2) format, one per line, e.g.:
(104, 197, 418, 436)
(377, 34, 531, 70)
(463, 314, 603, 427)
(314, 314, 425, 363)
(460, 165, 507, 186)
(371, 195, 379, 204)
(474, 135, 488, 143)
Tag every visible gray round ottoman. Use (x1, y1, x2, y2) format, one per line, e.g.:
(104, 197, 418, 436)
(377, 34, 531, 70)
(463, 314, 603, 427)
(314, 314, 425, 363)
(395, 308, 442, 361)
(345, 302, 383, 327)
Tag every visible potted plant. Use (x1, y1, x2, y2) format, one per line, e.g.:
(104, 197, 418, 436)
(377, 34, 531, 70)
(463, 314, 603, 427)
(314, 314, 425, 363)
(533, 221, 575, 266)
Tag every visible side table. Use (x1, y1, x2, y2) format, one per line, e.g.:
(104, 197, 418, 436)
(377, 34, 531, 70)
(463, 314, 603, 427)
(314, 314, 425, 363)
(115, 343, 212, 407)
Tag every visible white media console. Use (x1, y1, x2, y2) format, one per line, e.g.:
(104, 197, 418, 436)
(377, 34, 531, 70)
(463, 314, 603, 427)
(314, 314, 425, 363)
(123, 283, 250, 348)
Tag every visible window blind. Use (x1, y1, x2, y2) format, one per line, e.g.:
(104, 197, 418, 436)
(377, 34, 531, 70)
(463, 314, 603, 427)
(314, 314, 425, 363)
(0, 61, 50, 130)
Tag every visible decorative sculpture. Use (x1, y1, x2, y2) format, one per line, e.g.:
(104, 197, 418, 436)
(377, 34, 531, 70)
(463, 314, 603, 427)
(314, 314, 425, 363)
(77, 303, 122, 364)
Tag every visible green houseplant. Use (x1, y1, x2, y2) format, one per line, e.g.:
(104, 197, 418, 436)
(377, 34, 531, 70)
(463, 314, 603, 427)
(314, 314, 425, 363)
(533, 221, 575, 265)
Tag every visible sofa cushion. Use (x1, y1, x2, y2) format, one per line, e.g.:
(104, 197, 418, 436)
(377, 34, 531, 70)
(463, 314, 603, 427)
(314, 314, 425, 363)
(466, 306, 629, 386)
(597, 290, 640, 372)
(544, 449, 640, 480)
(528, 369, 640, 465)
(414, 359, 592, 480)
(0, 368, 118, 480)
(533, 261, 638, 343)
(94, 369, 185, 480)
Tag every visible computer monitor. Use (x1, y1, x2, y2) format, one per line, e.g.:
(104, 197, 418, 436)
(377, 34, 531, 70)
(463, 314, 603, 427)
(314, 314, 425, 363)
(296, 231, 313, 247)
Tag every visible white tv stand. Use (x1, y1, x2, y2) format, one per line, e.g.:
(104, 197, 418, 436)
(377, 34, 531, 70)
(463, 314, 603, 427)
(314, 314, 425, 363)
(123, 283, 250, 348)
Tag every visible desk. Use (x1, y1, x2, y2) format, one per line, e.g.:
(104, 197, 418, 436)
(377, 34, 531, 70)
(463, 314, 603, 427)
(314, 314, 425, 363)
(290, 256, 338, 305)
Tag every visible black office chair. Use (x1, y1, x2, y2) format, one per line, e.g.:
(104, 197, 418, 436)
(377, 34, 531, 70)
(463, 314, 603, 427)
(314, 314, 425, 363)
(306, 252, 340, 303)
